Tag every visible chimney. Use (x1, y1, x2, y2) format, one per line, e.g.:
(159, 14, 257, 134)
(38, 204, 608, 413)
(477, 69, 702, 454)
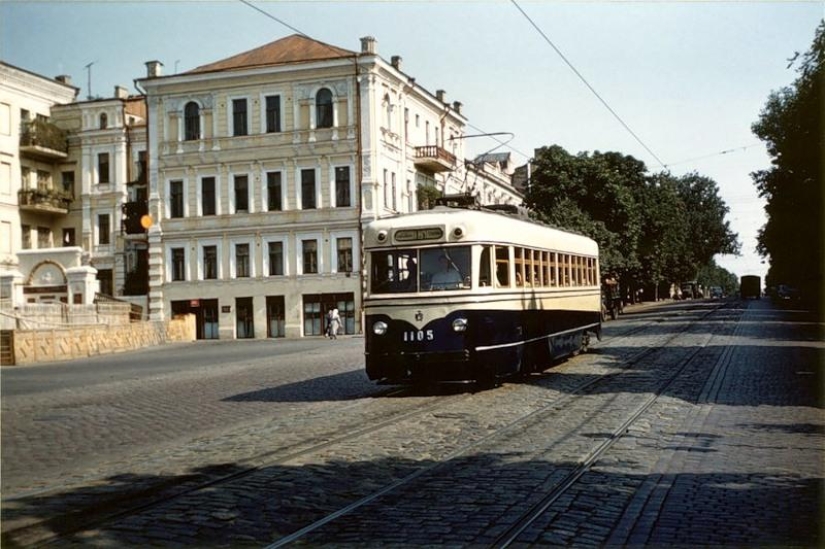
(452, 101, 463, 115)
(436, 89, 447, 103)
(360, 36, 376, 54)
(114, 85, 129, 99)
(391, 56, 402, 70)
(145, 60, 164, 78)
(55, 75, 72, 86)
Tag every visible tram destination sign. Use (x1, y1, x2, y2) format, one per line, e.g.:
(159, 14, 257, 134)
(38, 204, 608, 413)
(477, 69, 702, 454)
(394, 228, 443, 242)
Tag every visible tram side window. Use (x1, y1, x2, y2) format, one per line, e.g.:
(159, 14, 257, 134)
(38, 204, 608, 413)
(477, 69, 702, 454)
(479, 245, 493, 287)
(495, 245, 510, 287)
(561, 253, 571, 286)
(549, 252, 557, 287)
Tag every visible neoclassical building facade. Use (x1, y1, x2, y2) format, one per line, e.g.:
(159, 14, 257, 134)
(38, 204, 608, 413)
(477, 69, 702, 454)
(138, 35, 521, 339)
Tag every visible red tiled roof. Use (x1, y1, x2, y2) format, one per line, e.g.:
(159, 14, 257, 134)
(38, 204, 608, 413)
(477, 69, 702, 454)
(187, 34, 355, 74)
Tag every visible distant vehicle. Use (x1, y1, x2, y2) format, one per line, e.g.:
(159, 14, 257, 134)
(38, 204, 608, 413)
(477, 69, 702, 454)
(709, 286, 723, 299)
(681, 281, 698, 299)
(740, 275, 761, 299)
(776, 284, 799, 300)
(363, 204, 602, 387)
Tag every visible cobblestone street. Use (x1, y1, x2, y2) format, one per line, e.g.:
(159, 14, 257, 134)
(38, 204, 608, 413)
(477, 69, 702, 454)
(2, 299, 822, 547)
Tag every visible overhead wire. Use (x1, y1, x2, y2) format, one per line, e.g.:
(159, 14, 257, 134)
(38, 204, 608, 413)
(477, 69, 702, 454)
(238, 0, 308, 37)
(510, 0, 667, 169)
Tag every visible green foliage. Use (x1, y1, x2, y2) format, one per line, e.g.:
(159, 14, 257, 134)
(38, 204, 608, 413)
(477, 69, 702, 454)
(525, 145, 739, 295)
(751, 21, 824, 307)
(416, 184, 443, 210)
(696, 260, 739, 296)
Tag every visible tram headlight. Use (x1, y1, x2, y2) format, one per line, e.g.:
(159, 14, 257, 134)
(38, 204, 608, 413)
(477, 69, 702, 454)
(372, 321, 388, 335)
(452, 317, 468, 332)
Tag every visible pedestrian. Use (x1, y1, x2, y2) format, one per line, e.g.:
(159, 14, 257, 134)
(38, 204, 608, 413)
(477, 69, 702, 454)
(327, 307, 340, 339)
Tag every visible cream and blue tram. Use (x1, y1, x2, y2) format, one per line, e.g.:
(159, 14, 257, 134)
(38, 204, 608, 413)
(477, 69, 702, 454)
(364, 206, 602, 386)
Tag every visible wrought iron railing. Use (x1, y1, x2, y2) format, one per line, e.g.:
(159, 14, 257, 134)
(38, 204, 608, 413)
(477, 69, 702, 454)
(20, 119, 68, 154)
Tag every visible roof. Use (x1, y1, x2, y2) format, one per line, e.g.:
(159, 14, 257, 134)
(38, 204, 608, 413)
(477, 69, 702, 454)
(364, 207, 598, 255)
(187, 34, 356, 74)
(473, 152, 511, 164)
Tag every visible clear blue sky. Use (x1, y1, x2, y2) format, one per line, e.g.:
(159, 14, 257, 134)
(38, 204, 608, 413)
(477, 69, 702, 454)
(3, 1, 822, 282)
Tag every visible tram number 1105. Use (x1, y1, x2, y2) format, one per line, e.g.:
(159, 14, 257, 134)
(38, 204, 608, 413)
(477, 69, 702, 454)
(403, 329, 434, 342)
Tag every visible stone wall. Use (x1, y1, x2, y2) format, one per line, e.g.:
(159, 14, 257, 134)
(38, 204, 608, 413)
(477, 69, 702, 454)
(7, 314, 196, 366)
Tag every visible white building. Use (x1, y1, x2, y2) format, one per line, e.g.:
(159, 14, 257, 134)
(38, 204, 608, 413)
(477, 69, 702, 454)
(131, 35, 519, 340)
(0, 62, 150, 325)
(0, 62, 94, 316)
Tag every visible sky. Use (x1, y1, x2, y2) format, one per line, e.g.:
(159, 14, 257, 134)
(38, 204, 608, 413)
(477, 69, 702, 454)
(2, 0, 823, 282)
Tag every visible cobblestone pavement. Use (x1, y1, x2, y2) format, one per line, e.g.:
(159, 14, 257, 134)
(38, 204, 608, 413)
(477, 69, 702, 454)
(1, 299, 822, 547)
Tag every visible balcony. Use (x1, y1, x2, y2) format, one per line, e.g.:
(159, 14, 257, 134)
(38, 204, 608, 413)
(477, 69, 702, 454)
(19, 120, 68, 160)
(18, 188, 73, 215)
(414, 145, 456, 173)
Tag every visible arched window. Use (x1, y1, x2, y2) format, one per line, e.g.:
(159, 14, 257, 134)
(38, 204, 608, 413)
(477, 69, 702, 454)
(99, 113, 108, 129)
(184, 101, 200, 141)
(315, 88, 333, 129)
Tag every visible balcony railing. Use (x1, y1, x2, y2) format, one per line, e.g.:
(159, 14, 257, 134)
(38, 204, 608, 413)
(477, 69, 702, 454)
(414, 145, 456, 173)
(18, 188, 73, 214)
(19, 120, 68, 160)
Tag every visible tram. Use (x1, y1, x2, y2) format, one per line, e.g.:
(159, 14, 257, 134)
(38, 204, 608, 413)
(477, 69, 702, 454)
(363, 205, 602, 387)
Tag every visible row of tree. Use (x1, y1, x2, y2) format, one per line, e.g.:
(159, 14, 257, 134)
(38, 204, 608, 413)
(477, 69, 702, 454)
(751, 21, 823, 308)
(523, 145, 740, 300)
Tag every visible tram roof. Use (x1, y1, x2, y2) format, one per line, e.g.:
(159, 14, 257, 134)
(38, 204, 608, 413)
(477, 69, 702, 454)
(364, 206, 599, 255)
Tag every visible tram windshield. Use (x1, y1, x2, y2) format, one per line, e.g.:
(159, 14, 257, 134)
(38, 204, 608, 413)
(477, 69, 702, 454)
(370, 246, 472, 294)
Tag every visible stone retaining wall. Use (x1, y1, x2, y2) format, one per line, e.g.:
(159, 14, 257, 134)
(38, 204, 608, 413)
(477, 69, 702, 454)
(8, 314, 196, 365)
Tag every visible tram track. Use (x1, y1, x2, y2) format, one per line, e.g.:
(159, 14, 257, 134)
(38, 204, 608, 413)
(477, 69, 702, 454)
(6, 301, 735, 547)
(261, 301, 736, 547)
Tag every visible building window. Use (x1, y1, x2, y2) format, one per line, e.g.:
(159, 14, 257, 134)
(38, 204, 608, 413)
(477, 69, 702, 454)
(391, 171, 397, 211)
(98, 214, 110, 245)
(170, 180, 184, 218)
(62, 228, 75, 246)
(301, 169, 316, 210)
(302, 239, 318, 274)
(202, 177, 216, 215)
(98, 153, 110, 184)
(383, 169, 388, 208)
(265, 95, 281, 133)
(235, 243, 250, 278)
(171, 248, 186, 281)
(203, 245, 218, 280)
(62, 170, 75, 197)
(184, 101, 200, 140)
(21, 225, 31, 249)
(234, 174, 249, 212)
(335, 166, 351, 207)
(337, 237, 353, 273)
(232, 98, 248, 136)
(316, 88, 333, 129)
(37, 226, 51, 248)
(267, 171, 282, 211)
(268, 241, 284, 276)
(99, 113, 107, 129)
(97, 269, 113, 296)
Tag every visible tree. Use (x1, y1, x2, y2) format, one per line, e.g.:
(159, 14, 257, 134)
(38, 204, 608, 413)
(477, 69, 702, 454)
(751, 21, 823, 307)
(525, 146, 645, 280)
(526, 145, 739, 301)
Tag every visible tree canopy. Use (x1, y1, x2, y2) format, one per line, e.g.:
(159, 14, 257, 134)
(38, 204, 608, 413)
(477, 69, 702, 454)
(751, 21, 823, 307)
(524, 145, 739, 299)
